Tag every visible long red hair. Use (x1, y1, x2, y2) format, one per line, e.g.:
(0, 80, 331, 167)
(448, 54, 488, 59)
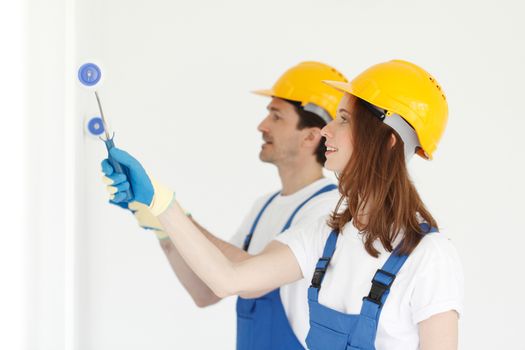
(328, 97, 437, 257)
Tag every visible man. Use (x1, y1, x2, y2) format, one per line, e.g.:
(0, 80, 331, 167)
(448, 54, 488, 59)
(107, 61, 347, 348)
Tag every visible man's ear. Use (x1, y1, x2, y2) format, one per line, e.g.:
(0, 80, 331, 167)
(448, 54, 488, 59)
(303, 128, 322, 147)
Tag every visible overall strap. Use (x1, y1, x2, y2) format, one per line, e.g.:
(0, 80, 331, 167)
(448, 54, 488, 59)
(280, 184, 338, 233)
(360, 223, 439, 321)
(308, 230, 339, 302)
(242, 191, 280, 251)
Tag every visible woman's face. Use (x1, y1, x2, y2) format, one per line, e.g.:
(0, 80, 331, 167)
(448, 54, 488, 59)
(321, 93, 356, 173)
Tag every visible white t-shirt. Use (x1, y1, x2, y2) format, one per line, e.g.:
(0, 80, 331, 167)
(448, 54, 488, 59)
(275, 217, 464, 350)
(230, 178, 340, 348)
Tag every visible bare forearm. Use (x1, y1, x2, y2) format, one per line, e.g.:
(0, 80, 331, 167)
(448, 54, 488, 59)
(190, 218, 250, 263)
(157, 201, 302, 298)
(158, 238, 221, 307)
(189, 221, 279, 299)
(156, 217, 249, 306)
(158, 204, 240, 297)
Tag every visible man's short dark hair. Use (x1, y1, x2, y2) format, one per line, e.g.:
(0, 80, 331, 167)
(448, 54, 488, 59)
(285, 99, 328, 166)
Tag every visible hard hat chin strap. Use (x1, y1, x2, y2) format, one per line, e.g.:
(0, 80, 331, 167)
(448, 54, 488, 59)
(383, 114, 421, 162)
(363, 101, 421, 162)
(303, 103, 333, 124)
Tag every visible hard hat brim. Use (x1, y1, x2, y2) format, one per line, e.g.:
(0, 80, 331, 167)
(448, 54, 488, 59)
(251, 89, 274, 97)
(323, 79, 392, 116)
(322, 80, 352, 95)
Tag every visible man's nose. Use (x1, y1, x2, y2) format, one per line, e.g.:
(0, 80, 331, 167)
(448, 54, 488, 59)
(257, 115, 271, 133)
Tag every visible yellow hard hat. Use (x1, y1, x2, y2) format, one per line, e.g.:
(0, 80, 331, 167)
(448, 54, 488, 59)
(253, 61, 348, 123)
(324, 60, 448, 159)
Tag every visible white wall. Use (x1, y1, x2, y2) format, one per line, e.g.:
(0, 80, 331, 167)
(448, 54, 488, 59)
(21, 0, 525, 349)
(24, 0, 77, 348)
(0, 1, 27, 350)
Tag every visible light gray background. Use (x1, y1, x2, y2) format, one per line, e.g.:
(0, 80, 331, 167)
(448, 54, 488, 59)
(12, 0, 525, 349)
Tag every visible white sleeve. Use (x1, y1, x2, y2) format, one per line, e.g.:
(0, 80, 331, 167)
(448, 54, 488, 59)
(228, 196, 268, 248)
(410, 235, 465, 323)
(287, 190, 339, 227)
(229, 210, 255, 248)
(274, 218, 329, 279)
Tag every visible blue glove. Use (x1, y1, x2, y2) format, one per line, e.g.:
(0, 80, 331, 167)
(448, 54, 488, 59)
(101, 159, 132, 207)
(101, 159, 169, 239)
(105, 148, 154, 206)
(101, 147, 174, 216)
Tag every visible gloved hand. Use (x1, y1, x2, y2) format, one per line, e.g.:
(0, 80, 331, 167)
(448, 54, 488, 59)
(101, 147, 174, 216)
(101, 158, 170, 240)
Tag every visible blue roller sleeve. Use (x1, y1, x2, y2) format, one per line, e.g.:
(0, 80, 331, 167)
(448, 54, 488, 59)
(78, 63, 102, 86)
(87, 117, 105, 136)
(104, 139, 134, 202)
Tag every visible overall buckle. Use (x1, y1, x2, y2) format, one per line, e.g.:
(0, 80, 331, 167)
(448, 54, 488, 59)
(310, 257, 331, 289)
(363, 269, 396, 305)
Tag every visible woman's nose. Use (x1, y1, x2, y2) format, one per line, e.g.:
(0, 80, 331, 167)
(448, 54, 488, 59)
(320, 123, 332, 138)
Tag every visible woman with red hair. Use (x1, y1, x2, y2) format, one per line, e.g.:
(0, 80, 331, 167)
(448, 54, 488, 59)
(103, 60, 463, 349)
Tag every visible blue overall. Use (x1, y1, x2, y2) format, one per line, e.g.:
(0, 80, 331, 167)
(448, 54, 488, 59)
(305, 224, 437, 350)
(236, 184, 338, 350)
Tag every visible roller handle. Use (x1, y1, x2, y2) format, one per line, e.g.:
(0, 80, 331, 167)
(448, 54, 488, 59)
(104, 138, 134, 202)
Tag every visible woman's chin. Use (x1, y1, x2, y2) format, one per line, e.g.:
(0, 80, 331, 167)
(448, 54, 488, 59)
(324, 159, 343, 173)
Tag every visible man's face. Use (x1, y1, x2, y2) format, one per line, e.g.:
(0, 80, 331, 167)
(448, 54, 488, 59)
(257, 98, 303, 166)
